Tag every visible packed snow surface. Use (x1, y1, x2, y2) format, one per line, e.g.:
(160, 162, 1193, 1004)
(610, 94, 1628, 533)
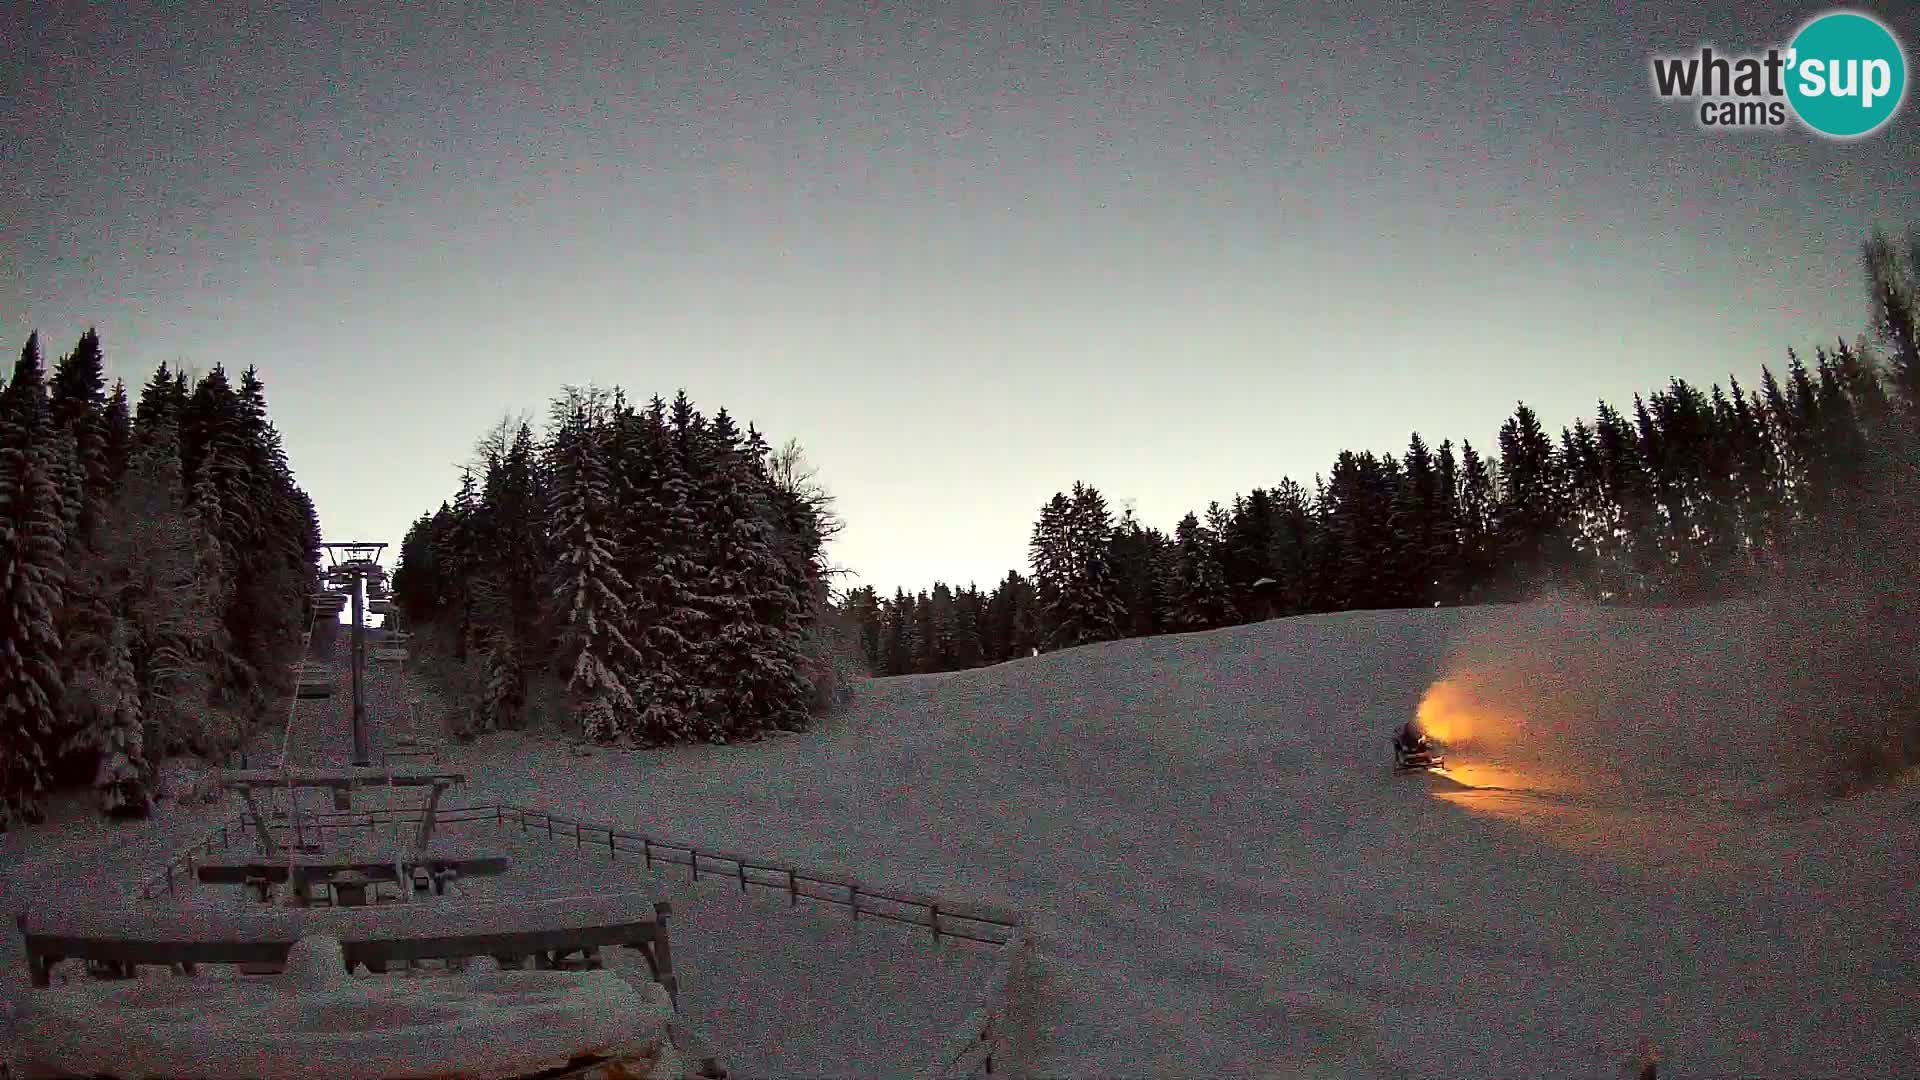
(6, 602, 1919, 1077)
(8, 964, 674, 1080)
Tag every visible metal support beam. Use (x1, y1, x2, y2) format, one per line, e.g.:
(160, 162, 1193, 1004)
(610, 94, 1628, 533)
(350, 571, 370, 767)
(320, 541, 385, 770)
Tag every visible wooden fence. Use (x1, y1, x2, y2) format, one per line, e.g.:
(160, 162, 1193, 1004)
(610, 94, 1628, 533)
(133, 812, 256, 902)
(130, 805, 505, 902)
(496, 804, 1023, 949)
(916, 927, 1030, 1079)
(131, 800, 1028, 1076)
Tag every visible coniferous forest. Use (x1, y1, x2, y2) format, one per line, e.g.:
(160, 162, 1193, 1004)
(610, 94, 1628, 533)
(391, 387, 839, 745)
(0, 332, 321, 829)
(6, 228, 1916, 820)
(847, 230, 1920, 680)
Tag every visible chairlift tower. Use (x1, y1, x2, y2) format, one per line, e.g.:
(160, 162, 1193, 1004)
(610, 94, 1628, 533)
(320, 541, 388, 767)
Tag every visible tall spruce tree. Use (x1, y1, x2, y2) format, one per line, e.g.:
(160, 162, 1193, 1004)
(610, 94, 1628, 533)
(0, 438, 67, 827)
(49, 330, 111, 539)
(441, 471, 483, 659)
(1429, 442, 1463, 604)
(1493, 402, 1565, 594)
(953, 585, 986, 668)
(841, 585, 885, 674)
(134, 361, 185, 442)
(2, 334, 51, 447)
(910, 588, 938, 672)
(1108, 509, 1170, 637)
(105, 423, 227, 756)
(1221, 489, 1279, 612)
(1864, 227, 1920, 413)
(751, 425, 833, 707)
(103, 381, 132, 491)
(1591, 402, 1658, 598)
(883, 588, 916, 675)
(92, 618, 150, 816)
(1723, 376, 1785, 570)
(188, 446, 250, 717)
(547, 406, 641, 742)
(1270, 478, 1316, 614)
(1051, 482, 1129, 647)
(502, 423, 548, 658)
(982, 570, 1039, 662)
(1398, 434, 1440, 605)
(1319, 452, 1399, 609)
(1167, 511, 1236, 630)
(1558, 421, 1606, 593)
(694, 410, 813, 737)
(1455, 441, 1496, 599)
(626, 396, 710, 743)
(1027, 493, 1071, 648)
(927, 582, 960, 671)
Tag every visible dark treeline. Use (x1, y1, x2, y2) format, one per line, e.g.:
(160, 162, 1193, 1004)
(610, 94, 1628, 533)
(850, 228, 1920, 677)
(0, 331, 321, 828)
(392, 386, 841, 746)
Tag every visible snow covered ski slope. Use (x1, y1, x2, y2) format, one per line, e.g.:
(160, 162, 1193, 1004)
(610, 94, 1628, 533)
(454, 600, 1920, 1077)
(6, 601, 1915, 1077)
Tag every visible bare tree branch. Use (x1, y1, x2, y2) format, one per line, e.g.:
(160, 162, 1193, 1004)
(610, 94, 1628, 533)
(471, 410, 535, 473)
(770, 437, 845, 541)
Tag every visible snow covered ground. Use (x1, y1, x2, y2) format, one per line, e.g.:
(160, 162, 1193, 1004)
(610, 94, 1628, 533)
(7, 602, 1920, 1077)
(441, 602, 1920, 1078)
(144, 819, 1005, 1079)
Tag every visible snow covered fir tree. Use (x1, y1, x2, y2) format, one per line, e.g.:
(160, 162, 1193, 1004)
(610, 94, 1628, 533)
(392, 387, 836, 744)
(545, 398, 643, 742)
(90, 618, 149, 817)
(0, 331, 322, 829)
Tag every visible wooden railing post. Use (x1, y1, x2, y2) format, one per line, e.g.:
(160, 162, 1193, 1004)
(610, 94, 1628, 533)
(650, 901, 678, 1010)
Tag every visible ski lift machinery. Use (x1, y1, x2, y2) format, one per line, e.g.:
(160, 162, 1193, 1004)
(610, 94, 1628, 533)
(318, 541, 388, 767)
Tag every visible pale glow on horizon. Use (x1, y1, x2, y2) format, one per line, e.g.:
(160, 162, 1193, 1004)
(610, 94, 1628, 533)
(7, 4, 1914, 597)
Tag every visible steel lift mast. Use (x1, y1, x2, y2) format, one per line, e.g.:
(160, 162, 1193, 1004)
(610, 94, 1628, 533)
(320, 541, 388, 767)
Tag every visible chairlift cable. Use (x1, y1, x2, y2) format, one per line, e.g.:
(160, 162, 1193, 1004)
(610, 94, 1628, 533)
(274, 601, 326, 875)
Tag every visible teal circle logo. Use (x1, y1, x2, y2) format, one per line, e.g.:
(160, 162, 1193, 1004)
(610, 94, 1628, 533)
(1786, 10, 1907, 138)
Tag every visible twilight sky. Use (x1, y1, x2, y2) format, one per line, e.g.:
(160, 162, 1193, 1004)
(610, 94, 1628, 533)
(5, 1, 1917, 595)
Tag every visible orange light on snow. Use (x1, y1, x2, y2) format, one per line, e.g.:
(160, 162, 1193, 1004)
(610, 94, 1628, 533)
(1414, 677, 1518, 750)
(1411, 675, 1570, 793)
